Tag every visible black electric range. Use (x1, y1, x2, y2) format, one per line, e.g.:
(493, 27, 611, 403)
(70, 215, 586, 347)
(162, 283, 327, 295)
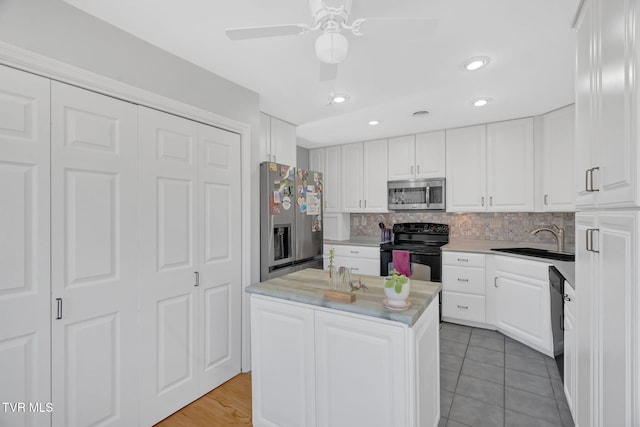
(380, 222, 449, 281)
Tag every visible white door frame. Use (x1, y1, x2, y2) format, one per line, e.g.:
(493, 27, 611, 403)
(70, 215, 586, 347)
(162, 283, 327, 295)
(0, 41, 254, 371)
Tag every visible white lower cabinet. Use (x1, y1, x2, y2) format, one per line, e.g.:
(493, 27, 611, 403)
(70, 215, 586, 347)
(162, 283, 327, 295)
(563, 282, 576, 420)
(323, 244, 380, 276)
(575, 211, 639, 427)
(250, 297, 316, 427)
(441, 252, 488, 326)
(315, 311, 407, 427)
(250, 294, 440, 427)
(487, 256, 553, 357)
(443, 251, 557, 358)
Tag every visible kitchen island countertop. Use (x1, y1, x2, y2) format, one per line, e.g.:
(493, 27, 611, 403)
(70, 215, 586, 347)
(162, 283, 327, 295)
(246, 268, 441, 326)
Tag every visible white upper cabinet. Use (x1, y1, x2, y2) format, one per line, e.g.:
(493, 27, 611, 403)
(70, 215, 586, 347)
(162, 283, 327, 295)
(486, 118, 535, 211)
(362, 139, 389, 211)
(324, 146, 342, 213)
(446, 118, 534, 212)
(575, 0, 640, 209)
(309, 147, 324, 173)
(388, 131, 445, 180)
(341, 140, 388, 213)
(539, 105, 575, 211)
(415, 131, 446, 179)
(446, 125, 487, 212)
(260, 112, 296, 166)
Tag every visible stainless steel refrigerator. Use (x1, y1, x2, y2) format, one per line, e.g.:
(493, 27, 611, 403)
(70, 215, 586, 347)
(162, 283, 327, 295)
(260, 162, 323, 281)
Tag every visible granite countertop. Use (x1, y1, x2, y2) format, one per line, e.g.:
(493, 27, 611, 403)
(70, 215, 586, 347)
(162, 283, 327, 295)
(324, 236, 382, 247)
(246, 268, 441, 326)
(443, 239, 575, 286)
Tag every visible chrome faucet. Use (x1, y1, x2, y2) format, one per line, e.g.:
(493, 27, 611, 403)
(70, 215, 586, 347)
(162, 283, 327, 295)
(530, 224, 566, 253)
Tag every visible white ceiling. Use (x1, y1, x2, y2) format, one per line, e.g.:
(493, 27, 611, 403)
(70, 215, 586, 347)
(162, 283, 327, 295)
(63, 0, 580, 148)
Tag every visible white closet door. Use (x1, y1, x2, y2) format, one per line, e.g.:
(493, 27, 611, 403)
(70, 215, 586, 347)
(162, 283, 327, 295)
(0, 65, 51, 426)
(50, 82, 139, 427)
(197, 124, 242, 394)
(139, 107, 199, 425)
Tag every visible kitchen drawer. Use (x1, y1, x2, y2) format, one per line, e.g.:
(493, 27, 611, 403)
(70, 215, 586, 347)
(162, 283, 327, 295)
(442, 251, 485, 268)
(333, 256, 379, 276)
(442, 292, 486, 323)
(328, 244, 380, 260)
(442, 266, 486, 295)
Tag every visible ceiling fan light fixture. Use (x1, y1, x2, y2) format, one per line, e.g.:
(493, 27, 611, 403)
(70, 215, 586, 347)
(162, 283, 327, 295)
(315, 31, 349, 64)
(463, 56, 491, 71)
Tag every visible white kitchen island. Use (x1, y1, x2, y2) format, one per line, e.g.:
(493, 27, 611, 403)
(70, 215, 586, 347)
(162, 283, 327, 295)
(246, 268, 442, 427)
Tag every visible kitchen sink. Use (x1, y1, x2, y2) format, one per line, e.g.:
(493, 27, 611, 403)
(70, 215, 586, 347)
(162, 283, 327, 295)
(491, 247, 575, 262)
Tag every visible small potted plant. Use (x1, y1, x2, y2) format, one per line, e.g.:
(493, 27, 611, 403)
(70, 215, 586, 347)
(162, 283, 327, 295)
(383, 269, 411, 308)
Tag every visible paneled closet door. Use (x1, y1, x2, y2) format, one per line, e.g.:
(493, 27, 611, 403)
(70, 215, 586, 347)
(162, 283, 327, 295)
(138, 107, 199, 426)
(50, 82, 139, 427)
(197, 124, 242, 394)
(0, 65, 51, 426)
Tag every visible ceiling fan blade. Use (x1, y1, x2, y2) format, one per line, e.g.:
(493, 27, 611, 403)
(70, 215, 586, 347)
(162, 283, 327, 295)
(319, 63, 338, 82)
(356, 18, 437, 40)
(226, 24, 309, 40)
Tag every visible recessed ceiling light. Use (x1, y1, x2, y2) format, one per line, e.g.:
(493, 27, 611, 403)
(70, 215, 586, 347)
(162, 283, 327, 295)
(412, 110, 430, 117)
(368, 120, 379, 126)
(463, 56, 491, 71)
(472, 97, 493, 107)
(330, 93, 349, 104)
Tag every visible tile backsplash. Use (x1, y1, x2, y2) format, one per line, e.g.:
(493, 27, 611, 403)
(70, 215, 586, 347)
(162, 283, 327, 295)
(351, 212, 576, 252)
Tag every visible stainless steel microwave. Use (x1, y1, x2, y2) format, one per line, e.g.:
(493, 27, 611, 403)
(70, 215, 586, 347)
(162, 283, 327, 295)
(388, 178, 445, 211)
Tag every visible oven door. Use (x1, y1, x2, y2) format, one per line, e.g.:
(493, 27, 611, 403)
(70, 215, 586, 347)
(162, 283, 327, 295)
(410, 252, 442, 282)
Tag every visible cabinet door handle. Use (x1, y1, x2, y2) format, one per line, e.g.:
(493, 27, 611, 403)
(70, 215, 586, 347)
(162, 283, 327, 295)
(457, 305, 469, 310)
(586, 228, 600, 253)
(544, 194, 548, 205)
(56, 298, 63, 320)
(586, 167, 600, 192)
(194, 271, 200, 287)
(359, 200, 362, 208)
(494, 277, 498, 288)
(364, 200, 367, 208)
(457, 278, 469, 282)
(417, 165, 420, 174)
(489, 196, 493, 206)
(457, 258, 469, 262)
(481, 196, 485, 206)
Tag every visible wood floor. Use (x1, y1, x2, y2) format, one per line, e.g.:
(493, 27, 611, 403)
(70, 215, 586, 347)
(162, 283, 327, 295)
(154, 373, 252, 427)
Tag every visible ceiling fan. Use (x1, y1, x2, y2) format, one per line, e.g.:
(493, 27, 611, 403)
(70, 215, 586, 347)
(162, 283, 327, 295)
(225, 0, 437, 81)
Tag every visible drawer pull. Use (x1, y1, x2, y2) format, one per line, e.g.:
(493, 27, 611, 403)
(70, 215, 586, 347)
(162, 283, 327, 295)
(351, 267, 359, 271)
(457, 258, 469, 262)
(350, 250, 359, 254)
(457, 278, 469, 282)
(457, 305, 469, 310)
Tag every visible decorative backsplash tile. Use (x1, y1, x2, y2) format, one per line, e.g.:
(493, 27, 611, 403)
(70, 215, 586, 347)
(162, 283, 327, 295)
(351, 212, 576, 252)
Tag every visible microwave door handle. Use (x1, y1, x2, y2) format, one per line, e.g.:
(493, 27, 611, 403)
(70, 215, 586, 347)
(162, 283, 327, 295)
(426, 185, 430, 207)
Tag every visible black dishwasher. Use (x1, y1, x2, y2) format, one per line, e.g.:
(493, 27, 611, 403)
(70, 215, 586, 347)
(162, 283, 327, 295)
(549, 266, 565, 379)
